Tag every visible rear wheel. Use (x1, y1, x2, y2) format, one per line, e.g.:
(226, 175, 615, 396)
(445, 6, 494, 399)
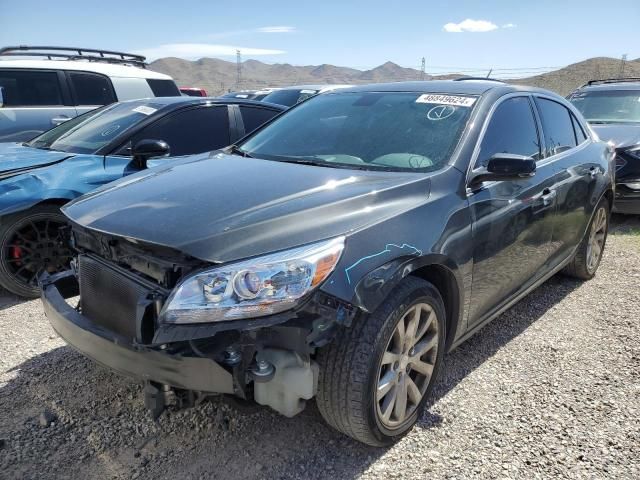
(0, 205, 72, 298)
(563, 199, 609, 280)
(316, 277, 445, 446)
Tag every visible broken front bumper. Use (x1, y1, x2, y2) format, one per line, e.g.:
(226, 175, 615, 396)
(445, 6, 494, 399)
(40, 272, 234, 394)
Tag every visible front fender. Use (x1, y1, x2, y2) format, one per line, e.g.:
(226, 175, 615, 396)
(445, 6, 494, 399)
(0, 173, 79, 217)
(351, 253, 463, 314)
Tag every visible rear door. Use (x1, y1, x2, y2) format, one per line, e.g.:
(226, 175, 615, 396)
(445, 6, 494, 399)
(533, 96, 599, 265)
(0, 69, 77, 142)
(467, 95, 559, 326)
(67, 71, 117, 116)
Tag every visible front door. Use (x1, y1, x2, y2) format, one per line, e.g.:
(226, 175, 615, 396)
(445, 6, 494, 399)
(467, 95, 558, 326)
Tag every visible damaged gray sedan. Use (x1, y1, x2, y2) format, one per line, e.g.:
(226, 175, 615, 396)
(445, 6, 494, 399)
(41, 80, 613, 446)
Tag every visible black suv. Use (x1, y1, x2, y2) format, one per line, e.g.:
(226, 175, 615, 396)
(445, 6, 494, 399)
(41, 81, 614, 446)
(569, 79, 640, 214)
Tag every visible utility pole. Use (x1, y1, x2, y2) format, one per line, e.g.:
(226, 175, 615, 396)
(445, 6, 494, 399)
(236, 49, 242, 89)
(420, 57, 426, 80)
(619, 54, 627, 78)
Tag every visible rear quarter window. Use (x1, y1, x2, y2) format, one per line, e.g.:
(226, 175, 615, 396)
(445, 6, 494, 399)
(146, 79, 181, 97)
(571, 113, 588, 144)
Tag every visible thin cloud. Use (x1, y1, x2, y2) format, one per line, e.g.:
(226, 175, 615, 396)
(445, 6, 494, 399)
(136, 43, 286, 61)
(204, 26, 296, 40)
(443, 19, 499, 33)
(502, 23, 517, 29)
(257, 26, 296, 33)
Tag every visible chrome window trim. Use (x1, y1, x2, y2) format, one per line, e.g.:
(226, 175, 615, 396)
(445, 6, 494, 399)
(466, 92, 593, 195)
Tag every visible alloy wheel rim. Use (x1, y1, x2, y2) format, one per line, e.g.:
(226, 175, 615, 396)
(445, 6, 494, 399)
(586, 207, 607, 273)
(3, 217, 71, 289)
(375, 302, 439, 428)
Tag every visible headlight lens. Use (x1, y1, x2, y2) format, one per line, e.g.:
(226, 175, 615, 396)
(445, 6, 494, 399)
(160, 237, 345, 324)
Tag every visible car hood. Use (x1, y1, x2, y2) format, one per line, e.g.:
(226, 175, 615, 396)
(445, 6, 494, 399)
(0, 142, 74, 174)
(590, 124, 640, 149)
(63, 152, 431, 263)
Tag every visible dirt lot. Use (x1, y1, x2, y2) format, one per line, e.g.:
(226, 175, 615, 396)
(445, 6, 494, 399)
(1, 216, 639, 480)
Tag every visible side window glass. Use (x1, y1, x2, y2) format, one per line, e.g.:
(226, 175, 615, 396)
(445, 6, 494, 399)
(535, 98, 577, 156)
(476, 97, 540, 167)
(239, 106, 279, 134)
(571, 113, 587, 144)
(69, 72, 116, 106)
(146, 79, 181, 97)
(129, 106, 230, 157)
(0, 70, 63, 106)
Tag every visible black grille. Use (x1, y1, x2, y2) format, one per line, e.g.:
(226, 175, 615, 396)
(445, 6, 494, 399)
(78, 255, 154, 341)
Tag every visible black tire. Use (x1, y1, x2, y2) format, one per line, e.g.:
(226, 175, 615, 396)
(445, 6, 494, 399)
(0, 204, 71, 298)
(563, 199, 610, 280)
(316, 277, 446, 446)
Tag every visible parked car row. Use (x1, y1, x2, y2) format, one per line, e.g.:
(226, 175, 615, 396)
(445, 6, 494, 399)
(568, 78, 640, 215)
(0, 45, 635, 446)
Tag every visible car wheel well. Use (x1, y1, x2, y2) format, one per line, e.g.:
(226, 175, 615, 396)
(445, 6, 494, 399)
(35, 199, 69, 208)
(409, 264, 459, 350)
(603, 189, 613, 211)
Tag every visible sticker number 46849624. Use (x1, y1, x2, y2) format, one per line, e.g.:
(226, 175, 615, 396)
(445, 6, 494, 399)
(415, 94, 476, 107)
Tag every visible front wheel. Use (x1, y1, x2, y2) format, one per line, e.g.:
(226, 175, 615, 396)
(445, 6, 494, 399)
(563, 199, 609, 280)
(0, 205, 72, 298)
(316, 277, 445, 446)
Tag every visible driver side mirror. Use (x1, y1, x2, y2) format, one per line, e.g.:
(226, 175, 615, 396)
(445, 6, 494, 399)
(0, 86, 5, 108)
(469, 153, 536, 187)
(132, 139, 170, 169)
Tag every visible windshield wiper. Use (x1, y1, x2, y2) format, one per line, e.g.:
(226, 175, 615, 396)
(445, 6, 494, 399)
(268, 155, 376, 170)
(228, 144, 253, 158)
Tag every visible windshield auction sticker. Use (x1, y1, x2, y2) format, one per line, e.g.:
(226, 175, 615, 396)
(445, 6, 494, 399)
(416, 94, 476, 107)
(132, 105, 158, 116)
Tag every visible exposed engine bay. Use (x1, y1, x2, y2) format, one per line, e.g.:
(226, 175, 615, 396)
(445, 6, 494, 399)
(41, 223, 357, 419)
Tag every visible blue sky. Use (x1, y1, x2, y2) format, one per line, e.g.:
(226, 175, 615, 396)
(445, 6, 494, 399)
(2, 0, 639, 76)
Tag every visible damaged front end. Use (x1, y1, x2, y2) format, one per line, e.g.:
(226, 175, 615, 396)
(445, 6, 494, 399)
(40, 224, 357, 419)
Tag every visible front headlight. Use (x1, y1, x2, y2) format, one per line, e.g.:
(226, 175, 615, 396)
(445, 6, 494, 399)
(160, 237, 345, 324)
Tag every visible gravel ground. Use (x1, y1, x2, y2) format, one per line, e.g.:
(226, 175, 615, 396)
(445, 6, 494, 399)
(1, 215, 639, 480)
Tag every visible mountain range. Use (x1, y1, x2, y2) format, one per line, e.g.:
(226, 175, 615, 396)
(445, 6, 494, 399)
(149, 56, 640, 97)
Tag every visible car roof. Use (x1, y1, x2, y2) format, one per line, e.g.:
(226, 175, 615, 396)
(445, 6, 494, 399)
(333, 80, 562, 98)
(277, 84, 353, 91)
(0, 59, 172, 79)
(576, 82, 640, 92)
(117, 96, 287, 110)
